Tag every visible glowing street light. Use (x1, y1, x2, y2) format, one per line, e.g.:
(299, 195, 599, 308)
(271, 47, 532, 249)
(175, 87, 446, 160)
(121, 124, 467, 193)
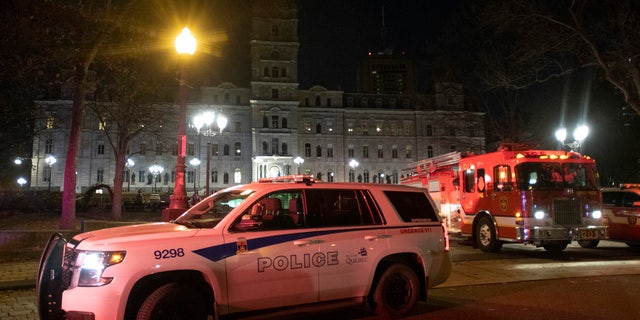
(193, 110, 227, 195)
(125, 158, 135, 192)
(17, 177, 27, 189)
(293, 156, 304, 174)
(349, 159, 359, 182)
(166, 27, 197, 220)
(555, 124, 589, 152)
(149, 164, 164, 193)
(189, 157, 201, 192)
(45, 155, 57, 191)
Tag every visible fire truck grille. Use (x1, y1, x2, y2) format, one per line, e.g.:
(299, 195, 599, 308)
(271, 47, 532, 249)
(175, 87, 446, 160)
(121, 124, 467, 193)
(553, 199, 582, 225)
(62, 245, 77, 289)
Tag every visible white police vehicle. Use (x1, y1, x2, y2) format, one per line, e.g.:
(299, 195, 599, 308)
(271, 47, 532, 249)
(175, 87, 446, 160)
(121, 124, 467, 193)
(37, 175, 451, 319)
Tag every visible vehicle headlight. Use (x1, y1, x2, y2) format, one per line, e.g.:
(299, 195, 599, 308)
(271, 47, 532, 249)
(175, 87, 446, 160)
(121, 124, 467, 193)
(534, 210, 546, 220)
(591, 210, 602, 219)
(73, 250, 126, 287)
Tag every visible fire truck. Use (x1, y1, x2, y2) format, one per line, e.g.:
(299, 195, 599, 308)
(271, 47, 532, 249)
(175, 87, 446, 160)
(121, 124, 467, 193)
(402, 144, 607, 253)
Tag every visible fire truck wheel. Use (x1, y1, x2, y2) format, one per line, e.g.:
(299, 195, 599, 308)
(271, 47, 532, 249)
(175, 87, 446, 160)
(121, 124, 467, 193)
(577, 240, 600, 248)
(136, 282, 208, 320)
(370, 263, 420, 318)
(542, 241, 569, 253)
(476, 216, 502, 253)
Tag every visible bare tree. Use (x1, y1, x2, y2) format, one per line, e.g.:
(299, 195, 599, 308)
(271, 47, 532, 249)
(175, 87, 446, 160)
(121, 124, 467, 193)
(475, 0, 640, 116)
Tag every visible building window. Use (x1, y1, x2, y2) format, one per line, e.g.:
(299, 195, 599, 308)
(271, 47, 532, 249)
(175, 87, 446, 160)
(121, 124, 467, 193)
(211, 144, 219, 156)
(45, 135, 53, 154)
(304, 121, 312, 132)
(272, 67, 278, 77)
(406, 146, 412, 159)
(390, 123, 398, 136)
(282, 117, 288, 128)
(187, 171, 194, 183)
(315, 96, 321, 106)
(235, 121, 241, 133)
(427, 145, 434, 158)
(361, 123, 368, 136)
(46, 115, 55, 129)
(316, 145, 322, 157)
(363, 170, 370, 183)
(140, 143, 146, 156)
(234, 142, 241, 157)
(392, 146, 398, 159)
(327, 171, 334, 182)
(327, 98, 331, 107)
(187, 143, 195, 156)
(272, 88, 279, 99)
(43, 166, 51, 182)
(271, 138, 279, 155)
(426, 124, 433, 136)
(236, 95, 241, 104)
(224, 144, 230, 156)
(211, 170, 218, 183)
(281, 68, 287, 77)
(97, 142, 105, 155)
(282, 143, 288, 155)
(377, 145, 384, 158)
(348, 145, 354, 158)
(349, 170, 355, 182)
(271, 115, 279, 128)
(316, 123, 322, 134)
(224, 92, 230, 103)
(138, 170, 145, 183)
(363, 145, 369, 158)
(234, 169, 242, 184)
(305, 143, 311, 157)
(449, 126, 456, 136)
(223, 172, 229, 184)
(262, 141, 268, 154)
(327, 144, 333, 158)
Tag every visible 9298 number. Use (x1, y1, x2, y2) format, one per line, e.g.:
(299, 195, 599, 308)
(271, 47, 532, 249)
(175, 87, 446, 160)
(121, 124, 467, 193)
(154, 248, 185, 259)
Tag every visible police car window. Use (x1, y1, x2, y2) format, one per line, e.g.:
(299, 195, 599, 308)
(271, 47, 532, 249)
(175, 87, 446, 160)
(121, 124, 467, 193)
(305, 189, 381, 227)
(623, 192, 640, 207)
(385, 190, 438, 222)
(231, 190, 304, 232)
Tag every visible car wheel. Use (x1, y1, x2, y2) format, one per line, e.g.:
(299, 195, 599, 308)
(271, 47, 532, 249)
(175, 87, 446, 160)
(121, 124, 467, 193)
(371, 263, 420, 318)
(542, 241, 569, 253)
(475, 216, 502, 253)
(577, 240, 599, 248)
(136, 283, 208, 320)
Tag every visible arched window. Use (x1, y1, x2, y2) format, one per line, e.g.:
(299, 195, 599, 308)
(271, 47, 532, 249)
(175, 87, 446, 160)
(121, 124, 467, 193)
(282, 117, 288, 128)
(223, 172, 229, 184)
(281, 143, 288, 155)
(305, 143, 311, 157)
(316, 123, 322, 134)
(316, 145, 322, 157)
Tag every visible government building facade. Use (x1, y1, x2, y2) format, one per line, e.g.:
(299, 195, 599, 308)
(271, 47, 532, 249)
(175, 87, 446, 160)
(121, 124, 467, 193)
(30, 0, 485, 194)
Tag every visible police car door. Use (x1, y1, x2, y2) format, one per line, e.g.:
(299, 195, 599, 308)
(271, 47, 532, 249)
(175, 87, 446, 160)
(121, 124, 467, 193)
(310, 189, 387, 301)
(223, 190, 319, 312)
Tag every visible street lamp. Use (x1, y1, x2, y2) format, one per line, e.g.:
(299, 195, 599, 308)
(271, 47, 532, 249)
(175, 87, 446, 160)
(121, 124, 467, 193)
(126, 158, 135, 192)
(45, 155, 56, 191)
(555, 124, 589, 152)
(17, 177, 27, 189)
(166, 27, 197, 220)
(193, 110, 227, 195)
(293, 156, 304, 174)
(149, 164, 164, 193)
(349, 159, 359, 182)
(189, 157, 201, 192)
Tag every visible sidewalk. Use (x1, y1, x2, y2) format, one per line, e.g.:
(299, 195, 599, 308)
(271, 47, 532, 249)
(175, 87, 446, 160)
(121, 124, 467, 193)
(0, 259, 38, 290)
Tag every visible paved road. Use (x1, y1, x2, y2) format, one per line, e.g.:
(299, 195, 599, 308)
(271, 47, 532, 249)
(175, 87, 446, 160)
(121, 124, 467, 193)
(2, 240, 638, 320)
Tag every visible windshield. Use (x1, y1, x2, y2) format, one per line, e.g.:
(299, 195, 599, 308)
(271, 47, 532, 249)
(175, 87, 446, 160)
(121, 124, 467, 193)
(174, 188, 255, 228)
(516, 162, 599, 191)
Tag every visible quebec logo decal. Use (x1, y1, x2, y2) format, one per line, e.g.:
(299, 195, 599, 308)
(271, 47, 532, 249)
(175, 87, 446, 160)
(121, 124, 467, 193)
(346, 247, 368, 265)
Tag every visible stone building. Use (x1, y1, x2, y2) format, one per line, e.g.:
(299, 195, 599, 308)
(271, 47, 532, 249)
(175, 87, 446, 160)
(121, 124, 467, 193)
(30, 0, 484, 193)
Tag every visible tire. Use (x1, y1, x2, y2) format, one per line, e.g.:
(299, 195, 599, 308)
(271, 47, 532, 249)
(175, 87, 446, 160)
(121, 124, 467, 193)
(578, 240, 600, 248)
(542, 241, 569, 253)
(371, 263, 420, 318)
(136, 283, 208, 320)
(475, 216, 502, 253)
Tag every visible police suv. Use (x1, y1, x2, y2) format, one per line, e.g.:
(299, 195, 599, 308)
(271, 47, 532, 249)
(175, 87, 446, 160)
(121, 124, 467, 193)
(37, 175, 452, 319)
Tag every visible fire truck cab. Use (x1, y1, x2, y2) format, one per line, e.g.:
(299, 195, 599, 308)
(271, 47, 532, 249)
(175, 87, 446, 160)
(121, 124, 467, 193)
(403, 144, 607, 253)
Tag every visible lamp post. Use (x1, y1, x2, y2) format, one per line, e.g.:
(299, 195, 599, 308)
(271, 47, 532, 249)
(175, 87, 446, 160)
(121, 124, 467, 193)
(165, 27, 197, 220)
(349, 159, 359, 182)
(294, 156, 304, 174)
(45, 155, 56, 191)
(555, 124, 589, 152)
(193, 111, 227, 195)
(189, 158, 201, 192)
(17, 177, 27, 189)
(126, 158, 135, 192)
(149, 164, 164, 193)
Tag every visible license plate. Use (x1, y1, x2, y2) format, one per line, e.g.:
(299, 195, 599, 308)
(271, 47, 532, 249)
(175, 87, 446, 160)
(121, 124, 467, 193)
(580, 229, 599, 239)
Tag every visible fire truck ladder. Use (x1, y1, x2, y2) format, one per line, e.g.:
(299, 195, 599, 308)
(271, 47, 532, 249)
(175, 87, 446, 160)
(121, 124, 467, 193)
(403, 152, 461, 177)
